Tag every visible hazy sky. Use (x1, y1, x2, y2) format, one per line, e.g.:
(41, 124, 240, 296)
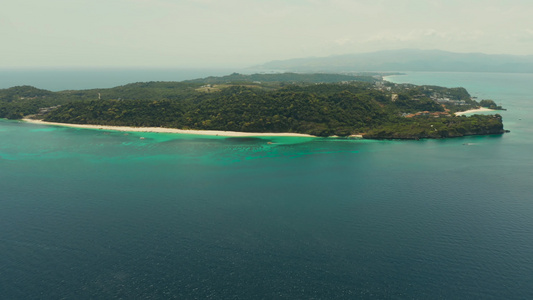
(3, 0, 533, 68)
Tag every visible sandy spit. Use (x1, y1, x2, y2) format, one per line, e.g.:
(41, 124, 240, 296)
(454, 107, 496, 116)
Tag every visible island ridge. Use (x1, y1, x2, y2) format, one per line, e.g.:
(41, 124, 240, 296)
(1, 73, 507, 139)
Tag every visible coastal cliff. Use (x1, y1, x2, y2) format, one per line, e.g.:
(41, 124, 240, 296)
(363, 115, 506, 139)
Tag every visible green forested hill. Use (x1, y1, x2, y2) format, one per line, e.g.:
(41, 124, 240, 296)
(0, 73, 507, 138)
(41, 85, 391, 136)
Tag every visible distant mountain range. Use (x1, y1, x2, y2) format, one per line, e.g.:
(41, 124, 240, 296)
(254, 49, 533, 73)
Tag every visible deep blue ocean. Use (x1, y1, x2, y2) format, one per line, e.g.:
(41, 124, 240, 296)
(1, 71, 532, 299)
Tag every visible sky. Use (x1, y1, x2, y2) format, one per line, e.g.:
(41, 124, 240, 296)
(3, 0, 533, 68)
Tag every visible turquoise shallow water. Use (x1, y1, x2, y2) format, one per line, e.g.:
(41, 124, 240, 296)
(1, 72, 533, 298)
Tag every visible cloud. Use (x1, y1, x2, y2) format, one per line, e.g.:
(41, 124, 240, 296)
(365, 29, 445, 43)
(363, 29, 488, 44)
(512, 29, 533, 42)
(334, 38, 353, 46)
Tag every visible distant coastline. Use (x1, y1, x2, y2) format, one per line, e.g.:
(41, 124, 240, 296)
(22, 118, 325, 138)
(255, 49, 533, 73)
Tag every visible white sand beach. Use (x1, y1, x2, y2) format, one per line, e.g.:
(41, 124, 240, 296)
(455, 107, 496, 116)
(22, 118, 319, 137)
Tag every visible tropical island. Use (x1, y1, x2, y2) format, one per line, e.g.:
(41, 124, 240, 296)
(0, 73, 507, 139)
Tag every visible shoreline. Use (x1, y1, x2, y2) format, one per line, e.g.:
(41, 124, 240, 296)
(454, 107, 497, 116)
(22, 118, 350, 138)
